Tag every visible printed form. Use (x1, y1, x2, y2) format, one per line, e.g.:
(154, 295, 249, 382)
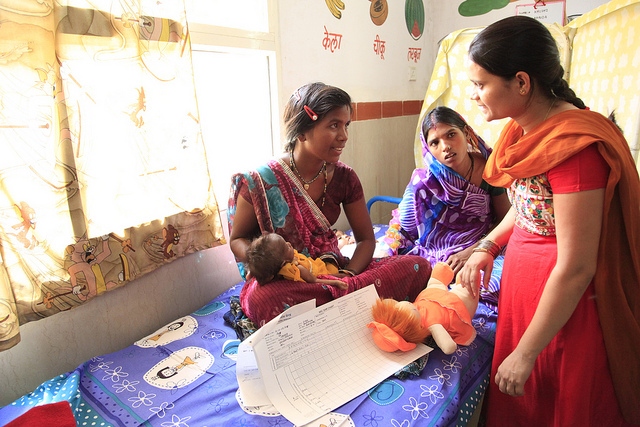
(251, 285, 431, 426)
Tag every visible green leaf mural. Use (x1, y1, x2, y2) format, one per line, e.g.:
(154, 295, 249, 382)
(458, 0, 511, 17)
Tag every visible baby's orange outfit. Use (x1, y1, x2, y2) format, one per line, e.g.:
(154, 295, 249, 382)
(278, 250, 339, 282)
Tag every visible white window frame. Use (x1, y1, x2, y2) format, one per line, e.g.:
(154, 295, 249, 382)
(187, 2, 281, 206)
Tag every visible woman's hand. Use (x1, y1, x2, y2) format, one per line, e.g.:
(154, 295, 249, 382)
(458, 251, 494, 297)
(494, 348, 535, 397)
(446, 246, 475, 276)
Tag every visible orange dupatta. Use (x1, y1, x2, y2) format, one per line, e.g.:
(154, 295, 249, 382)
(485, 109, 640, 424)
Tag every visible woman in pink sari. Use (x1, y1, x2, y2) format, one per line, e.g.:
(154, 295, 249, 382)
(228, 82, 431, 327)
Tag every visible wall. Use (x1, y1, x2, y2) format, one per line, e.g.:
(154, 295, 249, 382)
(277, 0, 610, 226)
(0, 0, 613, 407)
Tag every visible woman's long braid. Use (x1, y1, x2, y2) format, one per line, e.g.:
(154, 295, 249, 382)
(550, 77, 586, 110)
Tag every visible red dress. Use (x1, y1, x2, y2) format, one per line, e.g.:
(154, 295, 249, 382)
(486, 145, 633, 426)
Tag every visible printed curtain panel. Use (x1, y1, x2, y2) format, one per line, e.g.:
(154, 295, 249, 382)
(414, 23, 571, 169)
(0, 0, 224, 350)
(565, 0, 640, 170)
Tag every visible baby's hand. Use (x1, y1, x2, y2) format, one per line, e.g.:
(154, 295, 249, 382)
(324, 279, 348, 290)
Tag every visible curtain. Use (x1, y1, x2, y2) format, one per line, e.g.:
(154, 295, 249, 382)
(0, 0, 224, 350)
(565, 0, 640, 170)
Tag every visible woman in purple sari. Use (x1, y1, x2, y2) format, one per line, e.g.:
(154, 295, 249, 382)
(228, 83, 431, 327)
(384, 107, 511, 310)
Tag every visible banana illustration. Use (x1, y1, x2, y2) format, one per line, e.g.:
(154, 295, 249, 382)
(325, 0, 345, 19)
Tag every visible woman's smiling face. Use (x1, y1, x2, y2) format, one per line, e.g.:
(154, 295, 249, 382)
(299, 105, 351, 163)
(467, 60, 522, 123)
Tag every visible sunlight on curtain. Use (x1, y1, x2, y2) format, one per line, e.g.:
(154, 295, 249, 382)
(0, 0, 224, 350)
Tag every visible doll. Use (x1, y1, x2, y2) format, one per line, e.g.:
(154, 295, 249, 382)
(245, 233, 347, 289)
(367, 262, 479, 354)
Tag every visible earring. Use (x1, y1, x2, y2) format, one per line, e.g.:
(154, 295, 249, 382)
(520, 88, 526, 95)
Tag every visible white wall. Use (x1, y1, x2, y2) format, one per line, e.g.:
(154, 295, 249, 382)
(277, 0, 434, 105)
(0, 0, 613, 408)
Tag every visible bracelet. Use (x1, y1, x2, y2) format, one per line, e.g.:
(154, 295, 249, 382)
(473, 238, 501, 259)
(338, 268, 357, 277)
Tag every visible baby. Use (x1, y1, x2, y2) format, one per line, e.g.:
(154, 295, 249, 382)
(335, 229, 356, 249)
(245, 233, 348, 289)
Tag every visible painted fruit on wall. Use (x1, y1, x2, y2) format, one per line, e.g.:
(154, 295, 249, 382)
(370, 0, 388, 26)
(405, 0, 424, 40)
(326, 0, 346, 19)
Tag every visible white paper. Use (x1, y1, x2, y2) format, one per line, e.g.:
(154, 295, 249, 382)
(236, 299, 317, 407)
(252, 285, 431, 426)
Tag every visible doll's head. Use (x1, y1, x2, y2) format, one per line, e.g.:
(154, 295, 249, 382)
(245, 233, 295, 284)
(368, 262, 462, 352)
(368, 298, 429, 352)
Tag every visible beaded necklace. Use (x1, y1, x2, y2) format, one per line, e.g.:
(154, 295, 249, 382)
(289, 150, 328, 207)
(464, 153, 475, 182)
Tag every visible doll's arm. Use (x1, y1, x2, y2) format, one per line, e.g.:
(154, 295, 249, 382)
(427, 324, 457, 355)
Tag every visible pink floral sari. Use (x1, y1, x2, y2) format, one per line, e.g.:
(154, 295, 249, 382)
(228, 159, 431, 327)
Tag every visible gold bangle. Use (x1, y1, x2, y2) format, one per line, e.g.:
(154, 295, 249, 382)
(475, 239, 501, 259)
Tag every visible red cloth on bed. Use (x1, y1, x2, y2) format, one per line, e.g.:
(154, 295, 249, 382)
(5, 401, 75, 427)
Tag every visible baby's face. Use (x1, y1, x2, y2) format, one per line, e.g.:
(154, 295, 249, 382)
(282, 241, 295, 262)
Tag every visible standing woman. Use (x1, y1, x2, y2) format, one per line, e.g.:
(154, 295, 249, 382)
(228, 82, 430, 327)
(460, 16, 640, 425)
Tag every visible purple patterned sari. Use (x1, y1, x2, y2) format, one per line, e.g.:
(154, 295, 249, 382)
(384, 128, 502, 311)
(395, 129, 494, 264)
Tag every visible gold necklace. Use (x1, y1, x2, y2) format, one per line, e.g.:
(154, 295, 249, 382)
(289, 150, 326, 190)
(543, 99, 556, 122)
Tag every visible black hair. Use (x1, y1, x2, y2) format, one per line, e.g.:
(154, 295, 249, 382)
(469, 16, 586, 109)
(422, 106, 468, 137)
(283, 82, 352, 152)
(245, 233, 287, 285)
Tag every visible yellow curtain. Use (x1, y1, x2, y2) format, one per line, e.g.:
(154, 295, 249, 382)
(0, 0, 224, 350)
(565, 0, 640, 170)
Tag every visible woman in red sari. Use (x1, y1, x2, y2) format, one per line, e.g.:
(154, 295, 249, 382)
(460, 16, 640, 426)
(228, 82, 431, 327)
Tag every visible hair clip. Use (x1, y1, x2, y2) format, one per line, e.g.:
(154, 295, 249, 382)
(304, 105, 318, 121)
(293, 89, 301, 100)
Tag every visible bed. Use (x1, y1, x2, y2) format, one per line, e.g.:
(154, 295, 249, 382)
(0, 221, 498, 427)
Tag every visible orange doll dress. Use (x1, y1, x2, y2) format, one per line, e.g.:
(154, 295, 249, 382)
(414, 287, 476, 346)
(278, 250, 339, 282)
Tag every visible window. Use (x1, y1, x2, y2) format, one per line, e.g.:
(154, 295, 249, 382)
(186, 1, 279, 204)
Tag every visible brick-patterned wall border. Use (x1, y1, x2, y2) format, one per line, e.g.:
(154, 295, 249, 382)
(352, 100, 423, 121)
